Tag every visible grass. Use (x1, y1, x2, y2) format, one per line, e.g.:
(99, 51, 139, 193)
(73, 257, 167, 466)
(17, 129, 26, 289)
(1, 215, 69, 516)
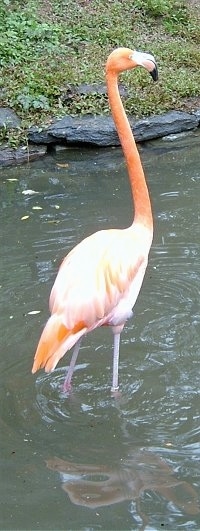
(1, 0, 200, 146)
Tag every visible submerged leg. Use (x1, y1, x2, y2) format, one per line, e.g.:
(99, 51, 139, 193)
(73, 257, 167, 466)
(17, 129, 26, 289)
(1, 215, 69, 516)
(63, 338, 82, 392)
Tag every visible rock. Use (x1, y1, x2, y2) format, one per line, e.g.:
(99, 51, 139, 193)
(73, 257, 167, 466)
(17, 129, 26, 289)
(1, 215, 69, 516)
(28, 115, 117, 145)
(130, 110, 199, 142)
(0, 107, 21, 129)
(0, 144, 47, 167)
(1, 104, 200, 167)
(60, 83, 128, 103)
(28, 110, 199, 147)
(47, 115, 118, 146)
(28, 125, 56, 144)
(194, 108, 200, 121)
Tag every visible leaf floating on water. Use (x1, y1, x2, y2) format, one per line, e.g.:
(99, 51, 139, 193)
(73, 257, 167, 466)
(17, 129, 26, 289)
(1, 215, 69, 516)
(47, 220, 60, 224)
(21, 215, 30, 220)
(32, 206, 43, 210)
(56, 163, 69, 168)
(7, 178, 18, 182)
(22, 189, 39, 195)
(27, 310, 41, 315)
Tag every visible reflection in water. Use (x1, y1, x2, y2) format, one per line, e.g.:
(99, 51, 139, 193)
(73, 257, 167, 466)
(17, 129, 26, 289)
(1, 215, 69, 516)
(47, 450, 199, 527)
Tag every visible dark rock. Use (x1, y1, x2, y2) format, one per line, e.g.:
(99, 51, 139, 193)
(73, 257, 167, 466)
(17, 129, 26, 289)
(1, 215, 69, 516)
(1, 104, 200, 167)
(28, 115, 118, 146)
(49, 115, 118, 146)
(0, 107, 21, 129)
(61, 83, 128, 103)
(0, 144, 47, 167)
(28, 125, 56, 144)
(28, 110, 199, 147)
(130, 111, 199, 142)
(194, 108, 200, 122)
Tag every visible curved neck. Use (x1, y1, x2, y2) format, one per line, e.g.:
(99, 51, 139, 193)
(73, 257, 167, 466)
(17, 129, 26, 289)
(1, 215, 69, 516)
(106, 69, 153, 230)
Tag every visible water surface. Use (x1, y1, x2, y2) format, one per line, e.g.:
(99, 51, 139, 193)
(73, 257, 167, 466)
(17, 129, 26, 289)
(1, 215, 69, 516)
(0, 132, 200, 530)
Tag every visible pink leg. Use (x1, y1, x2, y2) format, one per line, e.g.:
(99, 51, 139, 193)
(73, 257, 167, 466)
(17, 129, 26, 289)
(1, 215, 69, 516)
(111, 331, 121, 392)
(111, 324, 124, 394)
(63, 338, 82, 392)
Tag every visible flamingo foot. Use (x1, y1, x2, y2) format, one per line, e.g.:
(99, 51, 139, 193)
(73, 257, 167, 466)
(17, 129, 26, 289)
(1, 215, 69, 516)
(111, 386, 122, 399)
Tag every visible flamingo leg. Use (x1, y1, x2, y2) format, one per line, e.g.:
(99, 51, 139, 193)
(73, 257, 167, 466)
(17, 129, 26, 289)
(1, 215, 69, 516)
(63, 338, 82, 392)
(111, 331, 121, 392)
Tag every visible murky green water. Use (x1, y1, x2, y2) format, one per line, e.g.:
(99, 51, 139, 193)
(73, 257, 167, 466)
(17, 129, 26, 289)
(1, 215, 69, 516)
(0, 131, 200, 530)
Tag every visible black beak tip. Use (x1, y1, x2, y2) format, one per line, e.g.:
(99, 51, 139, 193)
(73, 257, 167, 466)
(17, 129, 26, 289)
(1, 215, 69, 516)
(150, 65, 158, 82)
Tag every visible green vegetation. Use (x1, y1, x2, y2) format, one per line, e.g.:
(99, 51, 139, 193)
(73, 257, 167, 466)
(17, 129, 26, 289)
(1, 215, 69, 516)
(1, 0, 200, 146)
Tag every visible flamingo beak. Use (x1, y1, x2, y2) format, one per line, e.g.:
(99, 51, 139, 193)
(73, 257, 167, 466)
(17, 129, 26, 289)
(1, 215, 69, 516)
(130, 51, 158, 82)
(150, 62, 158, 82)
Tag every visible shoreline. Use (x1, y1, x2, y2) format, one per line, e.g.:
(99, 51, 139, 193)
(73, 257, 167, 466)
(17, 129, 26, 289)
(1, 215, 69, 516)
(0, 107, 200, 168)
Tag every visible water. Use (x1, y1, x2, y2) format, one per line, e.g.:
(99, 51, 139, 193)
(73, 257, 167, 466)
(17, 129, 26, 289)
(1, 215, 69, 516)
(0, 131, 200, 530)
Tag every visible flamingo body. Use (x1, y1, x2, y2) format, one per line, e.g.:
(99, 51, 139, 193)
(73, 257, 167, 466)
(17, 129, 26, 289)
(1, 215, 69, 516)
(32, 225, 151, 372)
(32, 47, 158, 391)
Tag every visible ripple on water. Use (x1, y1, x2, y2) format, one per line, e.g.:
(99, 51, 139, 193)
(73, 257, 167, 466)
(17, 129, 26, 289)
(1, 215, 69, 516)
(35, 365, 112, 425)
(35, 362, 143, 427)
(142, 241, 200, 359)
(141, 314, 200, 365)
(35, 365, 92, 425)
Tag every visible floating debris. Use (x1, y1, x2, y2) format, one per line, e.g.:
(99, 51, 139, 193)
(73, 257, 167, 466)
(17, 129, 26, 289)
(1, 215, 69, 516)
(56, 163, 69, 168)
(22, 189, 39, 195)
(27, 310, 41, 315)
(21, 215, 30, 220)
(47, 220, 60, 224)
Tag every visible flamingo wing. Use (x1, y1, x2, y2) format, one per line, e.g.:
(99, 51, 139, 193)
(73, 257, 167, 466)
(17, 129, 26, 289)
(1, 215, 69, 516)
(50, 227, 149, 325)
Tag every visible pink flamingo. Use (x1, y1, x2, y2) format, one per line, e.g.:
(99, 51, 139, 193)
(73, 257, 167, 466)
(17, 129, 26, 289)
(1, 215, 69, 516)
(32, 47, 158, 392)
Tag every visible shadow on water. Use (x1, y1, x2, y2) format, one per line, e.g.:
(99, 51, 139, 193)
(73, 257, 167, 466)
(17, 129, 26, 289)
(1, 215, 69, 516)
(0, 131, 200, 529)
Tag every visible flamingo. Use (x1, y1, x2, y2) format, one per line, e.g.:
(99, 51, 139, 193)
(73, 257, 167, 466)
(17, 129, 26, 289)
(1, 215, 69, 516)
(32, 47, 158, 392)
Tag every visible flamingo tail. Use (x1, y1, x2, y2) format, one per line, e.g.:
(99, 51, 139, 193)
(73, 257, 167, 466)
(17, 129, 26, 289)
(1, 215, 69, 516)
(32, 314, 87, 374)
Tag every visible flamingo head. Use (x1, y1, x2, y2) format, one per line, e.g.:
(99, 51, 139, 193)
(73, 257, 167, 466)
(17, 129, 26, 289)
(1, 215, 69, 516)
(106, 47, 158, 81)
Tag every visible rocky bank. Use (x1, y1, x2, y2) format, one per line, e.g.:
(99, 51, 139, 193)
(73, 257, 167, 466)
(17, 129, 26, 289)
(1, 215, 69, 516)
(0, 106, 200, 167)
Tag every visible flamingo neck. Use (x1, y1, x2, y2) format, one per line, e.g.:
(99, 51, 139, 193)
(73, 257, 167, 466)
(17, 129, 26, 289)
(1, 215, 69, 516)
(106, 70, 153, 231)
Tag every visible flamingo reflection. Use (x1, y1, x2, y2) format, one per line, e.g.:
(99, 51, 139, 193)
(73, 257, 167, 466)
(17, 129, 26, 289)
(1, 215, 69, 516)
(46, 450, 199, 523)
